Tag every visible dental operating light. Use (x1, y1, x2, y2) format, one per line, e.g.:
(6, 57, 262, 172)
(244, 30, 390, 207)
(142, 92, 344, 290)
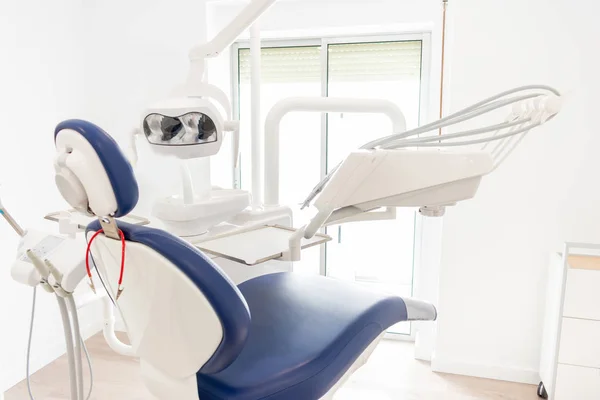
(142, 97, 224, 159)
(139, 0, 278, 162)
(134, 0, 280, 236)
(143, 113, 218, 145)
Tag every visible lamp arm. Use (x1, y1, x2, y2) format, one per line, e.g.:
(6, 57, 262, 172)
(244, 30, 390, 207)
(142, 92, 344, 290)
(189, 0, 277, 60)
(128, 127, 140, 167)
(172, 82, 233, 120)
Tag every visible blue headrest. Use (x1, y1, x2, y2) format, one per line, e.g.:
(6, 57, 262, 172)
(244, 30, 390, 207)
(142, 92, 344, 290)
(54, 119, 139, 218)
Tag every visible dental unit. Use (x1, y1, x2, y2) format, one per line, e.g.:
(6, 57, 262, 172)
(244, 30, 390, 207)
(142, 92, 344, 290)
(5, 0, 563, 399)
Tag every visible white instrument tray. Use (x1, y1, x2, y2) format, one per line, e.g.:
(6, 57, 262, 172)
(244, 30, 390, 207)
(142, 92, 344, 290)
(194, 224, 331, 266)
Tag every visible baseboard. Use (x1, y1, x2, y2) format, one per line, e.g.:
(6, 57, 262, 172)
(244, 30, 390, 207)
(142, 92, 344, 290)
(431, 356, 540, 385)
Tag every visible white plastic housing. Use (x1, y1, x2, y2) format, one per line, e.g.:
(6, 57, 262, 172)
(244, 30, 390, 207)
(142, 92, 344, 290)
(153, 189, 250, 237)
(142, 97, 224, 159)
(11, 230, 86, 292)
(314, 148, 494, 212)
(88, 234, 224, 386)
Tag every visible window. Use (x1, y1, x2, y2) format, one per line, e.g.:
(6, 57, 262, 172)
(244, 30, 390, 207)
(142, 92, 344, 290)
(233, 34, 430, 338)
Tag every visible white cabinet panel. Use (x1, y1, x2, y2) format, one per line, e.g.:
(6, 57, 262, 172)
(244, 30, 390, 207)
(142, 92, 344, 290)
(555, 364, 600, 400)
(559, 318, 600, 369)
(541, 249, 600, 400)
(564, 268, 600, 321)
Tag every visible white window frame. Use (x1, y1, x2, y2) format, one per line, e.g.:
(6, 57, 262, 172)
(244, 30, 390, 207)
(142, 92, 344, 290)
(231, 32, 432, 341)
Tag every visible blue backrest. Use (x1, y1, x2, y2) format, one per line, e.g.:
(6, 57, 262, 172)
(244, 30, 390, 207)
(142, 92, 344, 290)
(87, 220, 251, 373)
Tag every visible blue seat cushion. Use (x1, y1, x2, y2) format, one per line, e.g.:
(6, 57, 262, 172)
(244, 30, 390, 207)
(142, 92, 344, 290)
(196, 273, 408, 400)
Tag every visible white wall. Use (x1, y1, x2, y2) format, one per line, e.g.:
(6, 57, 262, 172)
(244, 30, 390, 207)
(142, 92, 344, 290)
(0, 0, 99, 391)
(208, 0, 441, 34)
(83, 0, 210, 217)
(433, 0, 600, 384)
(0, 0, 210, 391)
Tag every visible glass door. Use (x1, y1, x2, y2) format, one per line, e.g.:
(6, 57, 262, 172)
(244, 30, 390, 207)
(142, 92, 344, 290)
(238, 44, 323, 275)
(234, 37, 428, 337)
(325, 40, 423, 336)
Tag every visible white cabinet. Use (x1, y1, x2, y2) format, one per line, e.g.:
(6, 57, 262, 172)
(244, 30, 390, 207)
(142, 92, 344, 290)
(539, 245, 600, 399)
(554, 365, 600, 400)
(563, 266, 600, 321)
(558, 318, 600, 369)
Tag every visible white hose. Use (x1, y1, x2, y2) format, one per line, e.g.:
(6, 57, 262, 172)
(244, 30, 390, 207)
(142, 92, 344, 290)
(490, 122, 525, 158)
(492, 130, 531, 172)
(390, 123, 540, 148)
(26, 287, 38, 400)
(482, 116, 520, 151)
(360, 92, 548, 149)
(67, 296, 84, 400)
(56, 296, 79, 400)
(81, 336, 93, 400)
(26, 289, 94, 400)
(382, 118, 529, 148)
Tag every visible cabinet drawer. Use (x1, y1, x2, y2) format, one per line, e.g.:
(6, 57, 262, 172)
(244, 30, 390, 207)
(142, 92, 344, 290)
(559, 318, 600, 369)
(555, 364, 600, 400)
(564, 268, 600, 321)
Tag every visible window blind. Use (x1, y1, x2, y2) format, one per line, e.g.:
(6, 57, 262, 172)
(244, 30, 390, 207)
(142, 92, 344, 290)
(239, 46, 321, 84)
(329, 41, 422, 82)
(239, 40, 422, 84)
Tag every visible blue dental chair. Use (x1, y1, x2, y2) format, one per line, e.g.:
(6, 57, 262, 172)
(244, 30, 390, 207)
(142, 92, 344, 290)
(53, 119, 437, 400)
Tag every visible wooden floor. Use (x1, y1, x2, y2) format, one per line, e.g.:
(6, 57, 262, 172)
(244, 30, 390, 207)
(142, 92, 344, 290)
(6, 334, 539, 400)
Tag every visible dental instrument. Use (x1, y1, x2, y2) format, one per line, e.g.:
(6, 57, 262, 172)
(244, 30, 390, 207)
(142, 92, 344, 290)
(0, 196, 25, 237)
(252, 85, 561, 258)
(300, 86, 561, 211)
(1, 198, 93, 400)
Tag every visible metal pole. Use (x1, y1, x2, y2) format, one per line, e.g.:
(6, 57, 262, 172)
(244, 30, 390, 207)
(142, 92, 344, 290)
(250, 22, 263, 209)
(439, 0, 449, 136)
